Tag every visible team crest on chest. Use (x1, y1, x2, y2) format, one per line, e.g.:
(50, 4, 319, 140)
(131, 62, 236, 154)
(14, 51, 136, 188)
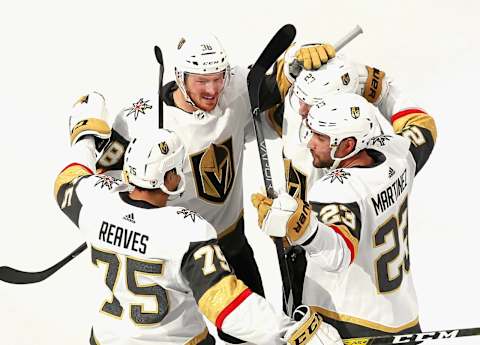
(323, 169, 351, 184)
(125, 98, 152, 120)
(190, 137, 235, 203)
(94, 175, 121, 190)
(284, 159, 307, 200)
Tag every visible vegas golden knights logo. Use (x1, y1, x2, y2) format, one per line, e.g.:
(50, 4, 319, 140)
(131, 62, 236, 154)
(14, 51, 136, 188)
(284, 159, 307, 200)
(190, 137, 235, 203)
(350, 106, 360, 119)
(159, 141, 169, 154)
(341, 72, 350, 86)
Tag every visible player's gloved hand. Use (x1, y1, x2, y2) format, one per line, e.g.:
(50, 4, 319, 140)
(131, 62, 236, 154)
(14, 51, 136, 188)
(251, 192, 318, 245)
(69, 91, 111, 152)
(284, 306, 343, 345)
(96, 108, 133, 174)
(296, 44, 336, 70)
(284, 43, 336, 82)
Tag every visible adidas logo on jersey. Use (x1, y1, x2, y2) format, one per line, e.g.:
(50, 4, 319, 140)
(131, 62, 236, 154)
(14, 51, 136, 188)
(388, 167, 396, 178)
(123, 213, 136, 224)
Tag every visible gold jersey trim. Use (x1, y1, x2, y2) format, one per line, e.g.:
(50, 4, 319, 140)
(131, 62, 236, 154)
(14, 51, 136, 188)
(218, 209, 244, 239)
(54, 163, 92, 197)
(185, 327, 209, 345)
(198, 275, 248, 324)
(70, 118, 111, 144)
(311, 306, 419, 333)
(392, 111, 437, 142)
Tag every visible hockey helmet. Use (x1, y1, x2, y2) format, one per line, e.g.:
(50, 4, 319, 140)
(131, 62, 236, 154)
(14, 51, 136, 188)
(290, 56, 359, 110)
(174, 33, 230, 106)
(302, 92, 377, 169)
(123, 129, 186, 197)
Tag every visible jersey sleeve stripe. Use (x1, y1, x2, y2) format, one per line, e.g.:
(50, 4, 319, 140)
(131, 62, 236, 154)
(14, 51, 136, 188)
(391, 108, 426, 122)
(391, 109, 437, 142)
(329, 224, 358, 264)
(215, 287, 253, 329)
(54, 163, 93, 197)
(198, 275, 250, 327)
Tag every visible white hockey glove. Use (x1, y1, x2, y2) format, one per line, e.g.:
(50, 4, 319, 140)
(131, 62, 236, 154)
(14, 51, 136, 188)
(284, 43, 336, 82)
(251, 192, 318, 245)
(69, 91, 111, 151)
(284, 306, 343, 345)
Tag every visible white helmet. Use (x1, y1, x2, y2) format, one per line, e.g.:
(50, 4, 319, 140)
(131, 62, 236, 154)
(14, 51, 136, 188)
(303, 93, 377, 170)
(290, 56, 359, 108)
(174, 33, 230, 105)
(123, 129, 186, 197)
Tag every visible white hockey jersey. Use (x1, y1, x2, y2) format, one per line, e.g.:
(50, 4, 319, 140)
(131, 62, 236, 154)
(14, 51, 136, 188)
(97, 66, 280, 249)
(301, 108, 437, 336)
(162, 67, 251, 241)
(54, 140, 292, 345)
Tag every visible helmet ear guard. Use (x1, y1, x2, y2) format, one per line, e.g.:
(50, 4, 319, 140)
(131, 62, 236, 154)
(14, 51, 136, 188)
(174, 33, 231, 107)
(123, 129, 186, 199)
(305, 93, 378, 170)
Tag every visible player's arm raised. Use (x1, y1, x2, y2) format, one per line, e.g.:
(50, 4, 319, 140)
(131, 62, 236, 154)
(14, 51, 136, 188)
(258, 42, 336, 112)
(54, 92, 111, 226)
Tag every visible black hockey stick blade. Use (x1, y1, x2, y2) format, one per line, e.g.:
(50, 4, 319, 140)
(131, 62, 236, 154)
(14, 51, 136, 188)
(154, 45, 165, 128)
(0, 242, 87, 284)
(247, 24, 296, 117)
(343, 326, 480, 344)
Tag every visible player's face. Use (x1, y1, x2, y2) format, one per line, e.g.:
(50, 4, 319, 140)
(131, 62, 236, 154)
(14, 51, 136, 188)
(185, 72, 226, 112)
(307, 131, 334, 168)
(298, 99, 312, 119)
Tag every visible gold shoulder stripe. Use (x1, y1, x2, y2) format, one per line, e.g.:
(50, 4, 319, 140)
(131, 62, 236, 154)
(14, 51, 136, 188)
(364, 66, 385, 103)
(391, 109, 437, 142)
(311, 306, 419, 333)
(70, 118, 111, 144)
(329, 224, 359, 263)
(198, 275, 249, 326)
(54, 163, 92, 197)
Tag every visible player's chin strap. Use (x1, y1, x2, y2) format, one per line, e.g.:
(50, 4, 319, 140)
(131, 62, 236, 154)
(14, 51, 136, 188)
(328, 145, 356, 171)
(159, 172, 186, 200)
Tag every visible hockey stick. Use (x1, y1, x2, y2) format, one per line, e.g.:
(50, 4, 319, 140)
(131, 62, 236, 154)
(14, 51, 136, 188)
(343, 326, 480, 344)
(0, 242, 87, 284)
(1, 50, 163, 286)
(247, 23, 297, 314)
(247, 24, 363, 313)
(154, 46, 164, 128)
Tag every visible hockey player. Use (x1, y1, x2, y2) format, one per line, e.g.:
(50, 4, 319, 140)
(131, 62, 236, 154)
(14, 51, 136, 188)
(55, 92, 344, 345)
(252, 92, 436, 339)
(96, 32, 336, 343)
(272, 56, 389, 310)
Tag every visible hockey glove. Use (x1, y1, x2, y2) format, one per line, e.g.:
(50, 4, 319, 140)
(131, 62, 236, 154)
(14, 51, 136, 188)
(69, 91, 111, 152)
(284, 43, 336, 82)
(251, 192, 318, 245)
(296, 44, 336, 70)
(284, 305, 343, 345)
